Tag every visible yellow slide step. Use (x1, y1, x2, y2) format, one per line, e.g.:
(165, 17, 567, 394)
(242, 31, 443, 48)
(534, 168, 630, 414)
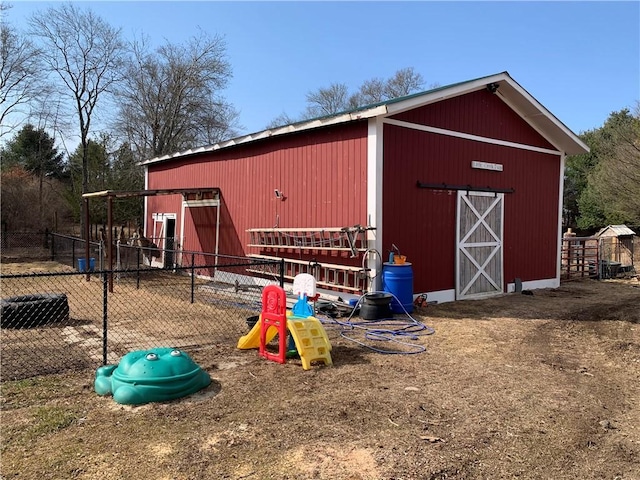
(286, 316, 332, 370)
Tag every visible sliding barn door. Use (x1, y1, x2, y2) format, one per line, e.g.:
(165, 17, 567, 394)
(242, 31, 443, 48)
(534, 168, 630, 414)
(456, 191, 504, 300)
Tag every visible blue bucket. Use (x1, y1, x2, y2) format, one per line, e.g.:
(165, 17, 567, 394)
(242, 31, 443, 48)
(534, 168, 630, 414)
(78, 257, 96, 272)
(382, 262, 414, 313)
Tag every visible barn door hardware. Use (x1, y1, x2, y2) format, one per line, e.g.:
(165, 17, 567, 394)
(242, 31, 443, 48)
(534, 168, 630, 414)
(416, 181, 514, 194)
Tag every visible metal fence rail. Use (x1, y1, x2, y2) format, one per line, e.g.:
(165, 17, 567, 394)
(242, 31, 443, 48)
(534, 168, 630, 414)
(561, 236, 600, 280)
(49, 232, 101, 270)
(561, 235, 638, 281)
(1, 259, 284, 381)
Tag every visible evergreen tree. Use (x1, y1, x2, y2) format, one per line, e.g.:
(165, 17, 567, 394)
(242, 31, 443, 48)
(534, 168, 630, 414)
(0, 124, 67, 226)
(0, 124, 65, 178)
(65, 138, 144, 227)
(67, 139, 110, 224)
(111, 143, 144, 223)
(567, 108, 640, 230)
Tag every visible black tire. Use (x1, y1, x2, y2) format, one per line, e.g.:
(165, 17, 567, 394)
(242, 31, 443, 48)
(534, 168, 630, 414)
(1, 293, 69, 329)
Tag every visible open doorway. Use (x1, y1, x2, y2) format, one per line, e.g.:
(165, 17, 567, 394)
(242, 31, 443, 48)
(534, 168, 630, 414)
(151, 213, 177, 268)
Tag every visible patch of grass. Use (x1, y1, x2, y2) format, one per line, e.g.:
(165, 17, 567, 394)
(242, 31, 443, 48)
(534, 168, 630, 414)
(1, 405, 79, 454)
(30, 406, 77, 436)
(1, 373, 89, 410)
(2, 376, 44, 392)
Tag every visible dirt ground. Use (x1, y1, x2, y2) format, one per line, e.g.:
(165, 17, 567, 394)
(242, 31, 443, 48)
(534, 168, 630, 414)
(1, 263, 639, 480)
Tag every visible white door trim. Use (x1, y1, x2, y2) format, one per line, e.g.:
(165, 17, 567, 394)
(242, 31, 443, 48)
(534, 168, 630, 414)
(179, 199, 221, 267)
(456, 191, 504, 300)
(150, 213, 177, 268)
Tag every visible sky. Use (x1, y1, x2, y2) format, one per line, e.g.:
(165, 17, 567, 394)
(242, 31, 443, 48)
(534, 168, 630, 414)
(4, 1, 640, 145)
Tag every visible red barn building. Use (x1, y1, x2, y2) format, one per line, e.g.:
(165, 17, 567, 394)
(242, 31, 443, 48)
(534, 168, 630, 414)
(141, 72, 588, 303)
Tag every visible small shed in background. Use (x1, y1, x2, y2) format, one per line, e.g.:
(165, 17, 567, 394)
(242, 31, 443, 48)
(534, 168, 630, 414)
(596, 225, 637, 273)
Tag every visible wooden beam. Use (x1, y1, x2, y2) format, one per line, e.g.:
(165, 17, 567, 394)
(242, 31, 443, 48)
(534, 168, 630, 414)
(416, 181, 515, 194)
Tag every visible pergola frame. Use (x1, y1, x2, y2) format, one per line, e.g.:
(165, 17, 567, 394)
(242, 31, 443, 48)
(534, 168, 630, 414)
(81, 188, 219, 291)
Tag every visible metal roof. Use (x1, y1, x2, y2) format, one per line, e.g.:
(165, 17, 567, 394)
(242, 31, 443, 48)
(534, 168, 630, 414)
(596, 225, 637, 237)
(82, 188, 219, 199)
(140, 71, 590, 166)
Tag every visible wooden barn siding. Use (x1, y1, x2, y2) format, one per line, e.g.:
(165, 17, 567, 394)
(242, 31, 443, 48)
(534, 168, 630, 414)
(391, 90, 557, 151)
(146, 122, 369, 264)
(182, 205, 218, 255)
(383, 124, 560, 294)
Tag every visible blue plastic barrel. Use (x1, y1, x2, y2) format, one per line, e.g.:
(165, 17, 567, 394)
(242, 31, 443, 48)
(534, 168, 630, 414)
(77, 257, 96, 272)
(382, 262, 414, 313)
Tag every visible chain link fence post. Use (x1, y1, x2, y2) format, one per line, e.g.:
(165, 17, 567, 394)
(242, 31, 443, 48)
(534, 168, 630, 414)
(50, 231, 55, 261)
(102, 269, 108, 365)
(136, 248, 141, 289)
(190, 252, 195, 303)
(280, 258, 285, 288)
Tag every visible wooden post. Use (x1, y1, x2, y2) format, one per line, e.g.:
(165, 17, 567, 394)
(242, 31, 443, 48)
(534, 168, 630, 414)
(563, 229, 577, 280)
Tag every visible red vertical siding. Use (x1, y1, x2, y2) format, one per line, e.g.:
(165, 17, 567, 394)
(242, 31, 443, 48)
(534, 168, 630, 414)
(383, 123, 561, 294)
(146, 121, 369, 266)
(145, 195, 181, 230)
(391, 90, 557, 151)
(182, 206, 217, 254)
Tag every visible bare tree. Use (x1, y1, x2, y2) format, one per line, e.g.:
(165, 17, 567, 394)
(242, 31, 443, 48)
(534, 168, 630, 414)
(265, 112, 299, 129)
(116, 31, 239, 159)
(383, 67, 424, 98)
(0, 164, 72, 231)
(273, 67, 429, 125)
(305, 83, 351, 118)
(354, 77, 387, 105)
(29, 3, 125, 237)
(0, 3, 43, 138)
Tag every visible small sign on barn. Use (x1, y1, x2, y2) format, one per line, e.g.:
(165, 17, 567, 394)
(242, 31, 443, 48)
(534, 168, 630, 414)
(471, 160, 503, 172)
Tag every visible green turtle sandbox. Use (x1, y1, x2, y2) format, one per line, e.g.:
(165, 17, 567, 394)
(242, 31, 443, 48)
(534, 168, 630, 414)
(94, 347, 211, 405)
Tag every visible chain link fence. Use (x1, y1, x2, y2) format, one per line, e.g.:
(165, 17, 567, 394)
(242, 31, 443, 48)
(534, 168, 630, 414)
(1, 255, 284, 381)
(1, 230, 53, 263)
(1, 231, 103, 269)
(561, 234, 638, 281)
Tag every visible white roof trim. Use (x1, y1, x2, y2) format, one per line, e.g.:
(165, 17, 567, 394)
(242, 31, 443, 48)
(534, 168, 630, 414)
(384, 74, 505, 115)
(141, 105, 388, 165)
(383, 72, 589, 156)
(493, 74, 589, 156)
(141, 72, 588, 166)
